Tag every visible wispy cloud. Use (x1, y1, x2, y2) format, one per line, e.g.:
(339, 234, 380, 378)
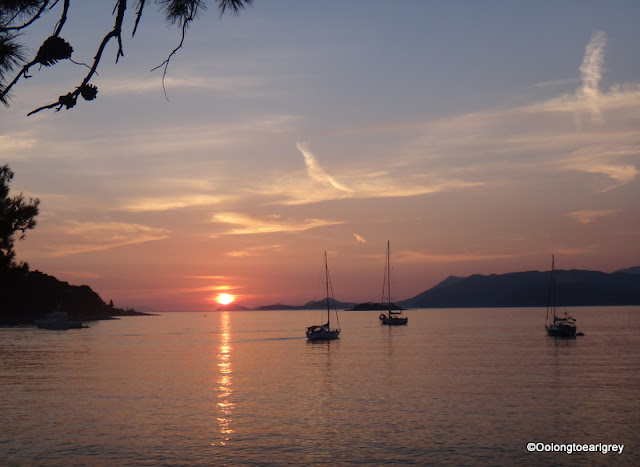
(579, 30, 607, 122)
(211, 212, 343, 235)
(227, 244, 284, 257)
(0, 133, 36, 156)
(531, 78, 579, 89)
(554, 245, 598, 256)
(121, 194, 228, 212)
(40, 221, 169, 257)
(296, 142, 354, 193)
(188, 275, 229, 280)
(255, 147, 482, 206)
(354, 234, 366, 243)
(562, 145, 640, 192)
(567, 208, 622, 224)
(99, 73, 269, 99)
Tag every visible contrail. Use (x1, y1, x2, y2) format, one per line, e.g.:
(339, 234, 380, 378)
(296, 142, 354, 193)
(579, 30, 607, 121)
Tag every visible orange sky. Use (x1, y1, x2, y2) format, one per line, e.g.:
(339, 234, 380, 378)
(3, 2, 640, 310)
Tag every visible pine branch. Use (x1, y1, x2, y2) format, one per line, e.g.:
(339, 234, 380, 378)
(27, 0, 127, 115)
(2, 0, 51, 32)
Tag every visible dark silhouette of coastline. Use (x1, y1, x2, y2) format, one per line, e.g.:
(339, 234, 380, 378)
(347, 302, 405, 311)
(0, 269, 154, 325)
(400, 267, 640, 308)
(219, 266, 640, 311)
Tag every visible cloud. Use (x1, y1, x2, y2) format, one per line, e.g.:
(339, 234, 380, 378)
(581, 163, 639, 191)
(0, 133, 36, 157)
(188, 275, 229, 280)
(531, 78, 579, 90)
(562, 145, 640, 191)
(99, 73, 269, 99)
(354, 234, 366, 243)
(255, 149, 482, 206)
(579, 31, 607, 122)
(227, 244, 284, 257)
(211, 212, 344, 235)
(567, 209, 623, 224)
(121, 194, 228, 212)
(554, 245, 598, 256)
(296, 142, 354, 193)
(41, 221, 169, 257)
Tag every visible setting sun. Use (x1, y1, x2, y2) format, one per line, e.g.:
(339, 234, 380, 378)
(216, 293, 235, 306)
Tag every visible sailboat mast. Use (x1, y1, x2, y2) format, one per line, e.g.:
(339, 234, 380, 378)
(546, 254, 556, 325)
(325, 251, 330, 325)
(387, 241, 391, 309)
(551, 254, 556, 320)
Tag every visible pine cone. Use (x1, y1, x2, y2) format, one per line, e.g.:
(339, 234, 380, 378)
(36, 36, 74, 66)
(80, 84, 98, 101)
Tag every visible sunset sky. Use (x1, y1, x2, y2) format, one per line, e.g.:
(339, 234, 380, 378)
(2, 1, 640, 311)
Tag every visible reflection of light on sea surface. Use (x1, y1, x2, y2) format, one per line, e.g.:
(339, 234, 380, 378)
(214, 312, 234, 445)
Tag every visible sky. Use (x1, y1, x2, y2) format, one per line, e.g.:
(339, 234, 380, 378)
(2, 1, 640, 311)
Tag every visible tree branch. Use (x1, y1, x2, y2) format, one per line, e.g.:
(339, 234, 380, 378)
(2, 0, 255, 114)
(27, 0, 128, 116)
(3, 1, 51, 33)
(132, 0, 147, 37)
(1, 0, 72, 104)
(150, 17, 191, 101)
(53, 0, 70, 37)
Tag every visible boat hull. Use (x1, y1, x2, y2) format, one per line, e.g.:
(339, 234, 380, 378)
(379, 314, 408, 325)
(306, 326, 340, 341)
(34, 309, 85, 330)
(35, 320, 84, 330)
(546, 324, 576, 338)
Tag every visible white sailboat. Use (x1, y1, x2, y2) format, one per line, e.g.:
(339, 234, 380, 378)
(35, 303, 85, 330)
(306, 252, 341, 341)
(379, 241, 408, 325)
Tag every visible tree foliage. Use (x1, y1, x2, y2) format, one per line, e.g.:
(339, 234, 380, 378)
(0, 164, 40, 270)
(0, 0, 253, 115)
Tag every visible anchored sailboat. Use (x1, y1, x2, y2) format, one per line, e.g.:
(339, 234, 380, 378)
(545, 254, 580, 338)
(306, 252, 341, 341)
(379, 241, 408, 326)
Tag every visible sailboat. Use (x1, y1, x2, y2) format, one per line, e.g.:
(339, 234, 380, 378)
(306, 252, 341, 341)
(545, 254, 579, 338)
(379, 241, 408, 325)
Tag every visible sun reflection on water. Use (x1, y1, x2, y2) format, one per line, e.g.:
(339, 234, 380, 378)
(214, 311, 234, 446)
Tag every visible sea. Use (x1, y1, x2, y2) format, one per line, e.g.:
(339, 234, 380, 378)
(1, 307, 639, 466)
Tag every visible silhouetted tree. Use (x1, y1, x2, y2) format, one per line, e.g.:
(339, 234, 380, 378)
(0, 0, 253, 114)
(0, 164, 39, 271)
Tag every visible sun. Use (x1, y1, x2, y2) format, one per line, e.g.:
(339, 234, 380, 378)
(216, 293, 235, 306)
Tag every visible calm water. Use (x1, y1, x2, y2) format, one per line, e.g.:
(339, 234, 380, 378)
(1, 307, 639, 466)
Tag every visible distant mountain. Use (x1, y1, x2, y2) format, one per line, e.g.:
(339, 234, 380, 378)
(217, 303, 252, 311)
(616, 266, 640, 275)
(400, 268, 640, 308)
(253, 302, 297, 310)
(300, 298, 355, 310)
(347, 302, 404, 311)
(254, 298, 354, 311)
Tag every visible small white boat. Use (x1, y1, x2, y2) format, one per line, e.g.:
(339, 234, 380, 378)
(35, 306, 85, 330)
(306, 252, 341, 341)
